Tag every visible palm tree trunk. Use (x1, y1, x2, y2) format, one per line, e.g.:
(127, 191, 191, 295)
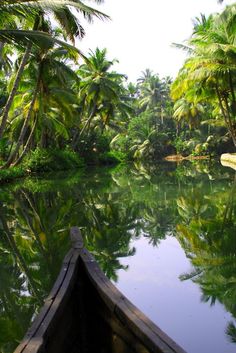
(215, 84, 236, 147)
(80, 107, 97, 137)
(70, 125, 80, 149)
(12, 116, 38, 166)
(2, 67, 41, 168)
(0, 41, 4, 67)
(223, 97, 236, 147)
(71, 105, 97, 148)
(0, 44, 32, 138)
(228, 70, 236, 113)
(0, 16, 40, 138)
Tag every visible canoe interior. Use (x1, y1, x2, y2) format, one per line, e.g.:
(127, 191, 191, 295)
(21, 258, 151, 353)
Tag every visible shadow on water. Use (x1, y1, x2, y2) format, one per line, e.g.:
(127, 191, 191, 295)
(0, 160, 235, 351)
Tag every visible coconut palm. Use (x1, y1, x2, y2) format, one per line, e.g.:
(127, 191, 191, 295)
(5, 45, 79, 166)
(173, 97, 205, 129)
(72, 48, 130, 146)
(0, 0, 108, 140)
(171, 6, 236, 147)
(139, 74, 163, 111)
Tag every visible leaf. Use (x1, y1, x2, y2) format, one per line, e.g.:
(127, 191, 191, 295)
(0, 30, 85, 60)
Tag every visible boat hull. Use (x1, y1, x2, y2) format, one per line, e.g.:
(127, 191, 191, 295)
(14, 227, 186, 353)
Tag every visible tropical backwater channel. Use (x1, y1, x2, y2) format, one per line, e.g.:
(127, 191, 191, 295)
(0, 160, 235, 353)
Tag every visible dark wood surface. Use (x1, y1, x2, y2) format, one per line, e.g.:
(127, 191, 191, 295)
(14, 227, 187, 353)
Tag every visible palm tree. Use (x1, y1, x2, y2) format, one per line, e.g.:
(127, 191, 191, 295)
(173, 97, 205, 129)
(137, 68, 153, 85)
(138, 73, 172, 127)
(5, 45, 79, 166)
(72, 48, 129, 146)
(171, 6, 236, 148)
(139, 74, 163, 111)
(0, 0, 108, 140)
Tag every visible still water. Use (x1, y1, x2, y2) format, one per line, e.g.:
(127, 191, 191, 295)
(0, 160, 235, 353)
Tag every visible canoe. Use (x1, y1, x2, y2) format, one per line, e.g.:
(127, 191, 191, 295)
(14, 227, 186, 353)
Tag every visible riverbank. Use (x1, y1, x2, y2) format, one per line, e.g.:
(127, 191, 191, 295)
(0, 148, 124, 183)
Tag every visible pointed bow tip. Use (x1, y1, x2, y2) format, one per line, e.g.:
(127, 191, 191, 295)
(70, 227, 84, 249)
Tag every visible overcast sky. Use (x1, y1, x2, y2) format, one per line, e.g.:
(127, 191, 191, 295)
(77, 0, 235, 82)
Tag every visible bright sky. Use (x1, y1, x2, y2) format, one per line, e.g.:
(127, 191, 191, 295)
(78, 0, 236, 82)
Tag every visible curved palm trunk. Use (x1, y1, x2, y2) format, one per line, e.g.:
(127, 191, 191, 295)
(0, 43, 32, 138)
(223, 97, 236, 147)
(12, 116, 38, 166)
(71, 105, 97, 149)
(2, 67, 41, 168)
(215, 84, 236, 147)
(228, 71, 236, 110)
(0, 16, 40, 139)
(70, 125, 80, 149)
(0, 41, 4, 67)
(79, 106, 97, 137)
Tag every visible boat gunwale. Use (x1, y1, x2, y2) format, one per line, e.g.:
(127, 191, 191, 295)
(14, 247, 81, 353)
(13, 227, 186, 353)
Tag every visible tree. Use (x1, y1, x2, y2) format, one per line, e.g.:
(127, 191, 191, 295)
(171, 7, 236, 148)
(173, 97, 205, 129)
(0, 0, 107, 141)
(6, 45, 79, 166)
(72, 48, 130, 146)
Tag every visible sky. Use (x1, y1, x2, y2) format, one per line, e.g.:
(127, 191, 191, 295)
(77, 0, 236, 82)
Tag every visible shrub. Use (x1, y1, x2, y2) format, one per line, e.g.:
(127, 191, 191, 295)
(0, 167, 25, 182)
(22, 148, 84, 172)
(98, 150, 126, 165)
(0, 137, 10, 160)
(76, 132, 110, 162)
(174, 137, 198, 156)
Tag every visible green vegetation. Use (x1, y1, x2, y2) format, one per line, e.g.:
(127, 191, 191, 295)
(22, 148, 84, 172)
(171, 5, 236, 154)
(1, 1, 236, 180)
(0, 165, 25, 182)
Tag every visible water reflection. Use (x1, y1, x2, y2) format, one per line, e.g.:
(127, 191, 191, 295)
(0, 161, 235, 352)
(0, 188, 73, 351)
(176, 174, 236, 344)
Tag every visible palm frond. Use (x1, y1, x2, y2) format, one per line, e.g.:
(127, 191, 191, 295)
(0, 29, 85, 59)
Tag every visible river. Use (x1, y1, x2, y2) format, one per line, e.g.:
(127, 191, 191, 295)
(0, 160, 235, 353)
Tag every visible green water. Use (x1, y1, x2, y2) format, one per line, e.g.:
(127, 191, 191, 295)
(0, 160, 235, 353)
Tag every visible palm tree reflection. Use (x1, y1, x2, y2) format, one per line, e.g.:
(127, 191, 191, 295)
(176, 174, 236, 344)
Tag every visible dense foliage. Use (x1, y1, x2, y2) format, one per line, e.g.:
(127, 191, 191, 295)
(0, 1, 236, 177)
(171, 4, 236, 155)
